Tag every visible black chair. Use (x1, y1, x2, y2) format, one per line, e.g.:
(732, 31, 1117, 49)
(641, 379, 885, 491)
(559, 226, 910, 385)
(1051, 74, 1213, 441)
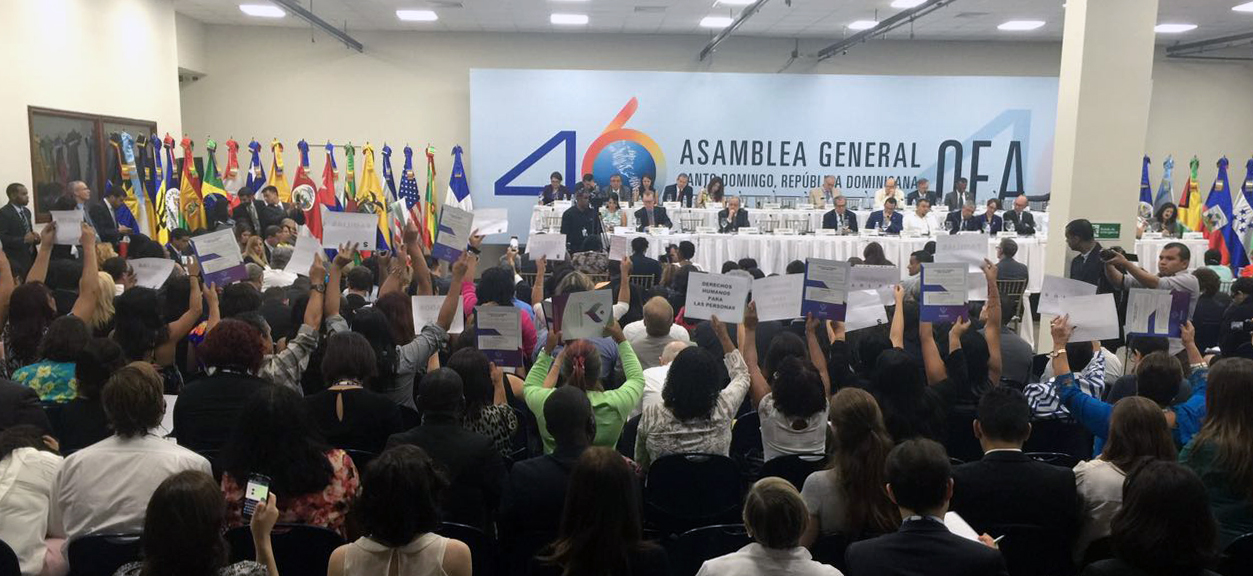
(1023, 420, 1093, 462)
(343, 448, 379, 471)
(759, 454, 827, 490)
(1219, 532, 1253, 576)
(810, 533, 853, 571)
(616, 414, 641, 460)
(949, 457, 965, 466)
(1025, 452, 1081, 469)
(0, 538, 20, 576)
(40, 401, 65, 440)
(729, 412, 763, 480)
(645, 454, 743, 535)
(66, 533, 142, 576)
(438, 522, 496, 576)
(226, 524, 343, 576)
(667, 524, 752, 576)
(1081, 536, 1113, 567)
(985, 523, 1073, 576)
(502, 531, 555, 576)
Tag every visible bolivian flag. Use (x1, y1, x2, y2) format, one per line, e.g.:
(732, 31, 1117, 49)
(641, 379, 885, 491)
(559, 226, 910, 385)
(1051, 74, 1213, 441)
(179, 136, 206, 231)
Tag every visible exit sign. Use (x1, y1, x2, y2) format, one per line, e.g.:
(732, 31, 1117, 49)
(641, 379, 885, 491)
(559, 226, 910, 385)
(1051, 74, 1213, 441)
(1092, 223, 1121, 240)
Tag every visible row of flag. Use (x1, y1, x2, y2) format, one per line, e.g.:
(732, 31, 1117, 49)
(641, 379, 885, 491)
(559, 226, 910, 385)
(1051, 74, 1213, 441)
(104, 134, 474, 252)
(1141, 155, 1253, 268)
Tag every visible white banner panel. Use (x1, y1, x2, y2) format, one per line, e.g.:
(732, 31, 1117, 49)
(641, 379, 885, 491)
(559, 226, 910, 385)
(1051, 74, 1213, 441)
(470, 69, 1058, 241)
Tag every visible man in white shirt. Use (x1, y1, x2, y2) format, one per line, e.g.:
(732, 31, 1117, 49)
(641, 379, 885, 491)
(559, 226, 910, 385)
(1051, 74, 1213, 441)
(873, 177, 905, 210)
(623, 297, 692, 370)
(807, 175, 840, 209)
(635, 340, 692, 418)
(903, 199, 938, 236)
(51, 363, 211, 540)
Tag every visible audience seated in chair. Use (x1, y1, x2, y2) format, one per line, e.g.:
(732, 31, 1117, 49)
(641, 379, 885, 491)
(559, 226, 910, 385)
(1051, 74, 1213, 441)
(174, 320, 272, 453)
(57, 338, 124, 452)
(1179, 356, 1253, 548)
(446, 347, 520, 458)
(696, 477, 842, 576)
(0, 425, 65, 576)
(623, 296, 691, 371)
(740, 305, 830, 461)
(303, 332, 406, 455)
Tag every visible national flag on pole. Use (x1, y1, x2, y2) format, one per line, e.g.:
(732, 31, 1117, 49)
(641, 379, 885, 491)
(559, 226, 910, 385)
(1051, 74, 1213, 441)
(310, 142, 341, 240)
(1154, 155, 1174, 211)
(202, 138, 230, 223)
(119, 133, 152, 237)
(381, 145, 407, 243)
(222, 139, 245, 207)
(444, 146, 472, 246)
(1178, 156, 1203, 234)
(399, 146, 423, 227)
(1138, 155, 1153, 219)
(267, 139, 292, 203)
(358, 143, 392, 251)
(1234, 160, 1253, 265)
(141, 134, 162, 235)
(246, 140, 266, 195)
(424, 146, 438, 249)
(1204, 157, 1237, 266)
(292, 140, 319, 232)
(179, 136, 206, 232)
(382, 145, 398, 203)
(154, 135, 179, 244)
(342, 144, 358, 212)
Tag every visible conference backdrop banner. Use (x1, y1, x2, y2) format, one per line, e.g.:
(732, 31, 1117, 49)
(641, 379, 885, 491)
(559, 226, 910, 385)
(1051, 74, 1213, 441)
(470, 69, 1059, 240)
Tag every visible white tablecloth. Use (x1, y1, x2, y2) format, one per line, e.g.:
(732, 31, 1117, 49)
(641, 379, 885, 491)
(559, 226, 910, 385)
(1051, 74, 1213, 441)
(1134, 238, 1209, 273)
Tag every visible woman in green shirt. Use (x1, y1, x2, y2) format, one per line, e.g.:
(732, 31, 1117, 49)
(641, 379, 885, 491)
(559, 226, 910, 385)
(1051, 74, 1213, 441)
(1179, 357, 1253, 548)
(524, 319, 644, 453)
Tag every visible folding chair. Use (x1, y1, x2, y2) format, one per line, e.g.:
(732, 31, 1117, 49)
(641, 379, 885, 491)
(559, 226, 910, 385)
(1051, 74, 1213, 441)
(66, 533, 142, 576)
(226, 524, 344, 576)
(645, 454, 743, 535)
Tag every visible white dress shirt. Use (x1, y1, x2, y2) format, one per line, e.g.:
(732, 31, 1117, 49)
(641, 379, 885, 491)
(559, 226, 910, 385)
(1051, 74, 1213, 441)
(51, 433, 211, 540)
(873, 188, 904, 210)
(903, 211, 937, 236)
(697, 543, 843, 576)
(622, 320, 691, 344)
(0, 448, 63, 575)
(635, 365, 670, 418)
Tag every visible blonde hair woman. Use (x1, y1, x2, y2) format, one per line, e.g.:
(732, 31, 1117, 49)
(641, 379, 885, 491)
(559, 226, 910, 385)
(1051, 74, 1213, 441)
(697, 477, 842, 575)
(90, 271, 116, 336)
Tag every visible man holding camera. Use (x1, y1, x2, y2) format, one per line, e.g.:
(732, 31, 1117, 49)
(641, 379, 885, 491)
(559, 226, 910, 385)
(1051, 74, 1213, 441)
(1102, 241, 1201, 319)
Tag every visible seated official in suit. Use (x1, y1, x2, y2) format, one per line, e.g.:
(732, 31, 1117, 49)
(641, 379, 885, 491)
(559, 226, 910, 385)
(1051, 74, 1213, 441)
(718, 196, 751, 233)
(821, 195, 859, 232)
(949, 387, 1079, 576)
(634, 191, 672, 231)
(864, 197, 904, 235)
(539, 171, 569, 205)
(946, 202, 981, 233)
(663, 173, 695, 208)
(973, 199, 1004, 234)
(808, 175, 840, 209)
(846, 439, 1008, 576)
(943, 177, 974, 211)
(906, 178, 940, 207)
(996, 239, 1029, 282)
(1003, 195, 1037, 235)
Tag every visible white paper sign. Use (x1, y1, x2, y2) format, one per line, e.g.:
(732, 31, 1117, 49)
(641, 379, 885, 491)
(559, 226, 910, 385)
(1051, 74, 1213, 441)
(558, 289, 614, 340)
(526, 233, 567, 260)
(935, 233, 987, 270)
(321, 207, 379, 251)
(846, 289, 890, 332)
(921, 263, 968, 307)
(967, 272, 989, 302)
(1066, 293, 1120, 342)
(433, 204, 475, 262)
(849, 265, 900, 305)
(1038, 275, 1098, 316)
(48, 211, 84, 245)
(411, 295, 465, 334)
(684, 272, 751, 323)
(129, 258, 176, 289)
(476, 306, 523, 367)
(284, 234, 323, 276)
(802, 258, 850, 320)
(608, 234, 642, 261)
(751, 274, 804, 322)
(191, 228, 248, 286)
(471, 208, 509, 235)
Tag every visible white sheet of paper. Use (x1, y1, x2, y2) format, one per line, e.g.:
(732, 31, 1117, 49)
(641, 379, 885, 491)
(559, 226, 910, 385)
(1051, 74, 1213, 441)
(608, 234, 642, 261)
(845, 289, 889, 332)
(1038, 275, 1098, 316)
(922, 263, 969, 307)
(526, 233, 567, 260)
(684, 272, 751, 323)
(411, 295, 465, 334)
(321, 207, 379, 251)
(804, 258, 850, 306)
(944, 512, 981, 543)
(284, 234, 323, 276)
(477, 305, 522, 352)
(129, 258, 176, 289)
(434, 204, 475, 256)
(752, 274, 804, 322)
(1065, 293, 1120, 342)
(849, 265, 899, 305)
(1126, 288, 1173, 335)
(560, 289, 614, 340)
(471, 208, 509, 235)
(48, 211, 84, 245)
(935, 233, 987, 270)
(192, 228, 244, 274)
(967, 272, 989, 302)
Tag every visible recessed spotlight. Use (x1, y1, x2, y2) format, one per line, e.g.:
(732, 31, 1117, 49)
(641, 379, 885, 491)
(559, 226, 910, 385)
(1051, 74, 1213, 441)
(551, 13, 589, 25)
(701, 16, 734, 28)
(1155, 23, 1197, 33)
(847, 20, 879, 30)
(891, 0, 926, 8)
(717, 0, 756, 4)
(1233, 1, 1253, 12)
(239, 4, 285, 18)
(998, 20, 1045, 31)
(397, 9, 438, 21)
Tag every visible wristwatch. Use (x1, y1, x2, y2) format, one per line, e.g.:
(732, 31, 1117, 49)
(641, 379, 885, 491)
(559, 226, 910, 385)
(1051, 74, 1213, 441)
(1047, 349, 1067, 359)
(310, 284, 327, 293)
(467, 246, 482, 255)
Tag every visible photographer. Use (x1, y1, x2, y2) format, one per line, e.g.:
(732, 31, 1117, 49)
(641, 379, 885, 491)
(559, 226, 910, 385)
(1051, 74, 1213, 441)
(1103, 242, 1200, 312)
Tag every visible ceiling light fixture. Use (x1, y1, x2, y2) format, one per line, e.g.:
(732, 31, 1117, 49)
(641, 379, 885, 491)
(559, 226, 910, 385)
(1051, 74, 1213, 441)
(847, 20, 879, 30)
(998, 20, 1045, 31)
(700, 16, 734, 28)
(396, 9, 438, 21)
(1154, 23, 1197, 33)
(717, 0, 756, 5)
(551, 13, 589, 25)
(239, 4, 285, 18)
(1233, 2, 1253, 12)
(890, 0, 926, 8)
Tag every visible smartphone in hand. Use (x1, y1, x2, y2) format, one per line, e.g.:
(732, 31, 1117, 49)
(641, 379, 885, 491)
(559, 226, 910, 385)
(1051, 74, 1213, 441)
(242, 474, 271, 519)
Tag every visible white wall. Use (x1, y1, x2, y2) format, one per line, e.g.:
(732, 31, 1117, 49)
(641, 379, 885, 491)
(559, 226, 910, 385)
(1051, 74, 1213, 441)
(0, 0, 183, 199)
(178, 23, 1253, 200)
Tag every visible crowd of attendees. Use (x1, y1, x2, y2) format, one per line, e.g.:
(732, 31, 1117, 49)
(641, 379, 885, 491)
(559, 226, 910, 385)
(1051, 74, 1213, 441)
(0, 181, 1250, 576)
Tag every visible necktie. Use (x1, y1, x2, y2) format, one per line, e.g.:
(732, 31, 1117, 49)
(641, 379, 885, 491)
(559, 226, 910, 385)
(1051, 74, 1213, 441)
(250, 204, 259, 228)
(82, 206, 95, 231)
(20, 207, 31, 233)
(648, 209, 655, 227)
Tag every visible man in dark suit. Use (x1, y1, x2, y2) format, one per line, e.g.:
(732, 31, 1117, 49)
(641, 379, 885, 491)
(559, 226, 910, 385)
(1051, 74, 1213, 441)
(846, 438, 1008, 576)
(864, 197, 903, 234)
(662, 173, 695, 208)
(717, 196, 750, 233)
(167, 228, 194, 264)
(949, 387, 1079, 576)
(906, 177, 940, 206)
(56, 181, 119, 248)
(0, 183, 39, 279)
(1002, 194, 1037, 235)
(633, 191, 671, 231)
(231, 188, 262, 234)
(973, 199, 1004, 234)
(256, 185, 287, 233)
(821, 195, 859, 232)
(628, 236, 663, 283)
(386, 369, 506, 531)
(946, 202, 981, 234)
(1066, 219, 1113, 294)
(943, 177, 973, 211)
(996, 238, 1029, 282)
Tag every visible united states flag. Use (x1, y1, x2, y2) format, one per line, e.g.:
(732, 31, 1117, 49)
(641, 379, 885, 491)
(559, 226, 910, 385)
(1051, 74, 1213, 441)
(399, 146, 422, 227)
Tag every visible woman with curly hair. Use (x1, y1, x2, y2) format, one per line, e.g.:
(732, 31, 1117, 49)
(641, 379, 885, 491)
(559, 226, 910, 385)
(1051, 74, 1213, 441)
(174, 319, 270, 452)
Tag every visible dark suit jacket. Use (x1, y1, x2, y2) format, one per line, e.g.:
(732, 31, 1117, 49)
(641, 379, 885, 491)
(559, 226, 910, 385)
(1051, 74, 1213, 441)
(0, 379, 52, 434)
(822, 209, 859, 232)
(634, 206, 671, 231)
(257, 201, 286, 233)
(997, 257, 1029, 282)
(386, 414, 506, 530)
(174, 371, 270, 452)
(0, 203, 36, 277)
(946, 211, 981, 233)
(540, 184, 569, 205)
(86, 201, 119, 244)
(1003, 210, 1037, 235)
(663, 184, 694, 207)
(865, 210, 903, 234)
(1070, 243, 1114, 294)
(974, 213, 1003, 234)
(944, 190, 975, 211)
(717, 208, 750, 233)
(907, 189, 940, 206)
(950, 451, 1079, 575)
(232, 201, 262, 233)
(846, 518, 1008, 576)
(630, 253, 663, 283)
(500, 447, 584, 538)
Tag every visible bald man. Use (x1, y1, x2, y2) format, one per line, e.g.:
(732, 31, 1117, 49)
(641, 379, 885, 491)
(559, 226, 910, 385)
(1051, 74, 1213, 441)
(1002, 194, 1037, 236)
(873, 177, 905, 210)
(622, 296, 692, 370)
(635, 340, 694, 418)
